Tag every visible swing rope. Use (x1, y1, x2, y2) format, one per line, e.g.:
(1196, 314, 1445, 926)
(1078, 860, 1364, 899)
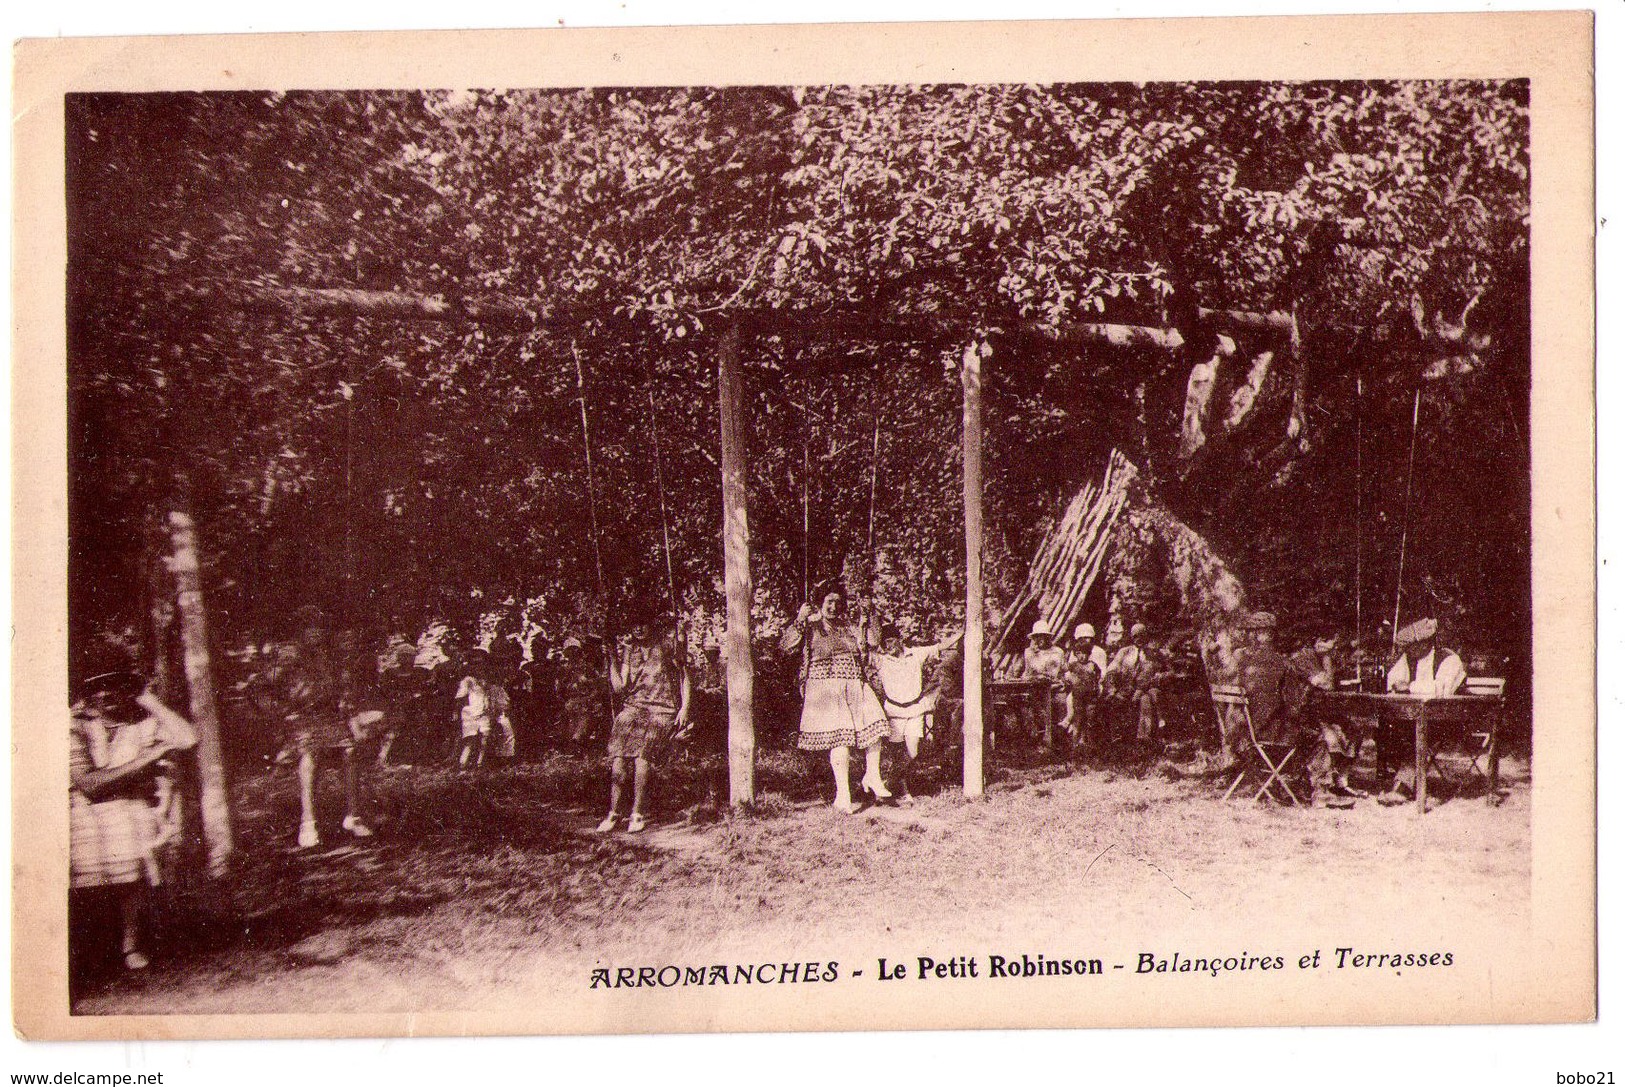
(864, 353, 883, 616)
(570, 340, 614, 697)
(1355, 373, 1363, 647)
(340, 354, 357, 719)
(1391, 383, 1422, 649)
(642, 354, 683, 653)
(801, 352, 813, 602)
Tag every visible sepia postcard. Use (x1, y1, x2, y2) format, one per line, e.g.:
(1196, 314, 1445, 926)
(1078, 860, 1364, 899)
(11, 10, 1596, 1040)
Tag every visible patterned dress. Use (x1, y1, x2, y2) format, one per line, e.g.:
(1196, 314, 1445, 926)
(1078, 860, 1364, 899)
(609, 641, 681, 760)
(784, 622, 888, 751)
(69, 711, 161, 890)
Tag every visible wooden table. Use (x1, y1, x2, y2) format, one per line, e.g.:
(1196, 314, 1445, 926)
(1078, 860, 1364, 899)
(988, 677, 1057, 747)
(1312, 691, 1503, 813)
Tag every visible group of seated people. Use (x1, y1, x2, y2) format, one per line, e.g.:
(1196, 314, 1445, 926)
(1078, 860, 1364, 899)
(1008, 618, 1183, 759)
(1000, 608, 1483, 809)
(1231, 611, 1470, 808)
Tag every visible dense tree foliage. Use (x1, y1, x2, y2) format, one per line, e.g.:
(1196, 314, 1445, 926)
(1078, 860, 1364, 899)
(67, 80, 1530, 673)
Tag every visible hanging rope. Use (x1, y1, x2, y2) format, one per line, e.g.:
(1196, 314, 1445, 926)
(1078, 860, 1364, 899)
(642, 354, 682, 653)
(1355, 373, 1364, 646)
(569, 340, 621, 743)
(800, 351, 813, 601)
(1391, 382, 1422, 649)
(570, 340, 610, 630)
(864, 353, 882, 597)
(340, 355, 357, 719)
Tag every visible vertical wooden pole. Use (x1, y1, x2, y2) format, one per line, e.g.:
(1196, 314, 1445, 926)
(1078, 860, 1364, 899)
(717, 322, 756, 806)
(166, 501, 234, 879)
(960, 340, 986, 798)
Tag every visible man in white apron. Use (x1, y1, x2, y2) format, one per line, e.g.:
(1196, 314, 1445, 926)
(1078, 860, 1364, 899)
(1377, 617, 1467, 805)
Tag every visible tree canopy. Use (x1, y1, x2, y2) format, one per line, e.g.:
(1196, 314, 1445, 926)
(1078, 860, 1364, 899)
(67, 80, 1530, 667)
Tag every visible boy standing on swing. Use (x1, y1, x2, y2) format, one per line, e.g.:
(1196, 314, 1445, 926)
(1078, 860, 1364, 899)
(873, 621, 961, 803)
(596, 609, 691, 834)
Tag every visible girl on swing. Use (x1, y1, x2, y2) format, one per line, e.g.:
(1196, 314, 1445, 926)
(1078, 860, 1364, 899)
(595, 608, 691, 834)
(781, 582, 893, 812)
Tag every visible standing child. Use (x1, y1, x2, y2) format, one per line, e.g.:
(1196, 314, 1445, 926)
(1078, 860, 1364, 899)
(873, 622, 960, 803)
(597, 612, 690, 833)
(455, 656, 491, 770)
(1056, 623, 1108, 752)
(70, 672, 197, 972)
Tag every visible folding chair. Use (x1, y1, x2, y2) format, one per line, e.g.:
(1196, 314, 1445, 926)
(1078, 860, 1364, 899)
(1212, 683, 1302, 806)
(1461, 677, 1506, 782)
(1415, 677, 1505, 791)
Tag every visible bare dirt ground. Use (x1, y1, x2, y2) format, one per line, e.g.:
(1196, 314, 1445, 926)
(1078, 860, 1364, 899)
(70, 742, 1530, 1017)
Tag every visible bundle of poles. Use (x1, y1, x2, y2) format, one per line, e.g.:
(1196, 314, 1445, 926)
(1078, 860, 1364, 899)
(989, 449, 1136, 676)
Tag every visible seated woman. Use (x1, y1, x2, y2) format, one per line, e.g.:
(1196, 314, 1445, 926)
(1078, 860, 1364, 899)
(1290, 633, 1370, 802)
(70, 670, 197, 972)
(1102, 622, 1167, 759)
(1018, 620, 1068, 745)
(781, 584, 891, 812)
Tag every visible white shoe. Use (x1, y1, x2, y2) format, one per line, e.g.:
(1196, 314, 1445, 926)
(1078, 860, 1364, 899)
(594, 814, 620, 833)
(342, 816, 374, 838)
(626, 813, 647, 834)
(860, 774, 893, 801)
(297, 822, 319, 849)
(831, 799, 861, 815)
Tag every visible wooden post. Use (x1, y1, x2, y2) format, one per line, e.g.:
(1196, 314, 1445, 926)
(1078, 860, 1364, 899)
(717, 322, 756, 806)
(961, 340, 986, 798)
(166, 503, 234, 878)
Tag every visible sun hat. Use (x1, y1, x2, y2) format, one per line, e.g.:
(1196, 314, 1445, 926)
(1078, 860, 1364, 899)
(1394, 618, 1438, 647)
(76, 670, 146, 703)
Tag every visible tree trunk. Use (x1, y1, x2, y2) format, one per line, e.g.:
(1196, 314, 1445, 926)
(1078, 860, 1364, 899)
(166, 504, 234, 879)
(960, 341, 986, 798)
(717, 323, 756, 806)
(1177, 334, 1235, 461)
(1224, 350, 1275, 433)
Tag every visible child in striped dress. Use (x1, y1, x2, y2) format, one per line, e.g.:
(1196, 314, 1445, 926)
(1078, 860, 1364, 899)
(70, 672, 196, 971)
